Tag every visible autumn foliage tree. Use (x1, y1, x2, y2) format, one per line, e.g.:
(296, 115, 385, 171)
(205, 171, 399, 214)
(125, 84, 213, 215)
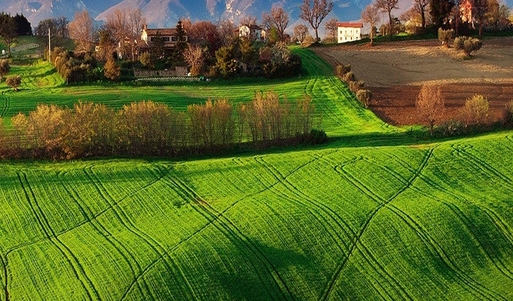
(0, 59, 10, 81)
(416, 84, 445, 135)
(262, 6, 290, 42)
(375, 0, 399, 36)
(68, 10, 95, 53)
(6, 75, 21, 91)
(104, 56, 121, 80)
(361, 4, 381, 45)
(300, 0, 334, 42)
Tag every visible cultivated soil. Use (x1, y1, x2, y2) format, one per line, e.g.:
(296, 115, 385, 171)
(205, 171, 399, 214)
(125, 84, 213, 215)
(313, 37, 513, 126)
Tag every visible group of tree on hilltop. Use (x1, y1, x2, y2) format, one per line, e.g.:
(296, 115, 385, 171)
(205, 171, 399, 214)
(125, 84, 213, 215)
(361, 0, 511, 39)
(0, 0, 334, 83)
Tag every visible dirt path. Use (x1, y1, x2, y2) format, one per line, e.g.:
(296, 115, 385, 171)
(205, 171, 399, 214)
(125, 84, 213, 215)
(313, 37, 513, 125)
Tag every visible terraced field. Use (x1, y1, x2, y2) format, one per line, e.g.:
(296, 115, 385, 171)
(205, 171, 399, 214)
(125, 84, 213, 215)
(0, 42, 513, 300)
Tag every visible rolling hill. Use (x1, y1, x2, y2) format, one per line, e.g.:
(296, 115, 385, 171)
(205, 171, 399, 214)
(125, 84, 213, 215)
(0, 38, 512, 300)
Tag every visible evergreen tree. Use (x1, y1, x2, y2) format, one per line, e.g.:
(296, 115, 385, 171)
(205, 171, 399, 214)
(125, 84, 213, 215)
(173, 20, 188, 64)
(13, 14, 32, 35)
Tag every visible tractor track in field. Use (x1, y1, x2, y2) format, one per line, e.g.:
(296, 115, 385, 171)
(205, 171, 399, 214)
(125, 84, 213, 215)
(377, 150, 513, 299)
(329, 148, 509, 300)
(166, 176, 295, 301)
(250, 154, 402, 297)
(82, 166, 197, 301)
(319, 155, 417, 301)
(56, 170, 154, 300)
(0, 253, 8, 301)
(16, 171, 100, 301)
(121, 170, 293, 301)
(451, 144, 513, 190)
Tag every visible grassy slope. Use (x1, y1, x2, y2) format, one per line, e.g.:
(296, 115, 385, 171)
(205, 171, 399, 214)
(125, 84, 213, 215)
(0, 46, 512, 300)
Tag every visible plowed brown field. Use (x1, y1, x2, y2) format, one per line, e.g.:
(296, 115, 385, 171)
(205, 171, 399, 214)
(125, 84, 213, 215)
(313, 37, 513, 126)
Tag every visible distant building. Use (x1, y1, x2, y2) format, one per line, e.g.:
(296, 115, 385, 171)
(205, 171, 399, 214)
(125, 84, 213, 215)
(337, 22, 363, 43)
(237, 24, 266, 41)
(139, 24, 187, 52)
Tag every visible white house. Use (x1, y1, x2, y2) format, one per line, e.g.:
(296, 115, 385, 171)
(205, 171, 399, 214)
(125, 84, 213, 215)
(337, 22, 363, 43)
(237, 24, 266, 41)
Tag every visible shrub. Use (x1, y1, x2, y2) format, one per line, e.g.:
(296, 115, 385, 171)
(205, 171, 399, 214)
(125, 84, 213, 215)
(438, 28, 454, 46)
(344, 71, 355, 82)
(336, 65, 344, 77)
(503, 100, 513, 125)
(356, 89, 373, 107)
(454, 36, 482, 57)
(6, 75, 21, 91)
(0, 59, 10, 81)
(464, 94, 489, 125)
(434, 120, 467, 136)
(349, 80, 365, 92)
(104, 57, 121, 81)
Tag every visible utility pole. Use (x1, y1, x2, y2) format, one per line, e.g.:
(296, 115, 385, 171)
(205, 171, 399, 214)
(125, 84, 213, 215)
(48, 27, 51, 62)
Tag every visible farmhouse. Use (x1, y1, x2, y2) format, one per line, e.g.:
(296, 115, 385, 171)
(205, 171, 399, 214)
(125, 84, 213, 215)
(237, 24, 266, 41)
(139, 24, 187, 52)
(337, 22, 363, 43)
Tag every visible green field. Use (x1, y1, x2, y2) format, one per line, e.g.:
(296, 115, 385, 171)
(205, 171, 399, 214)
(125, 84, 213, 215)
(0, 44, 512, 300)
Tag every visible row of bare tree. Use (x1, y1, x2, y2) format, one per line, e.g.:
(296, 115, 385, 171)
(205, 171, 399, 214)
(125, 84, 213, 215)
(0, 92, 320, 159)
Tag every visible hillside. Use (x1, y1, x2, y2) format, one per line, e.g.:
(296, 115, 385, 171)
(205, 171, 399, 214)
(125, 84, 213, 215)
(0, 41, 512, 300)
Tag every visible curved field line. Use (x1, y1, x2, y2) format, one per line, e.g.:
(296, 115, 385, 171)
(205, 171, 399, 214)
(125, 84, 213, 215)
(82, 166, 197, 300)
(255, 153, 407, 300)
(56, 171, 153, 299)
(1, 253, 7, 301)
(167, 176, 295, 300)
(451, 144, 513, 190)
(442, 202, 513, 280)
(319, 148, 435, 301)
(16, 172, 99, 300)
(374, 152, 512, 299)
(5, 165, 170, 255)
(119, 171, 291, 301)
(387, 203, 509, 301)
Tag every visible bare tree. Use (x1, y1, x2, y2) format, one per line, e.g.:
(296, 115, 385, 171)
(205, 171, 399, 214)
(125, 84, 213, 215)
(324, 18, 338, 43)
(239, 15, 258, 26)
(104, 8, 144, 60)
(413, 0, 430, 28)
(262, 6, 290, 42)
(375, 0, 399, 36)
(188, 21, 221, 54)
(361, 5, 381, 45)
(183, 44, 205, 76)
(68, 10, 95, 53)
(300, 0, 334, 42)
(416, 84, 445, 135)
(217, 19, 237, 46)
(293, 24, 309, 44)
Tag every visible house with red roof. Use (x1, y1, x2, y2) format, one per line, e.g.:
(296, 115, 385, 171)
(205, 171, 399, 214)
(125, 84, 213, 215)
(337, 22, 363, 43)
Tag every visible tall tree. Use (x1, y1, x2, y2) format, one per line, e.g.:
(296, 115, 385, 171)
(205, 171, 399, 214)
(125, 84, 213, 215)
(104, 8, 143, 60)
(361, 4, 381, 45)
(486, 0, 510, 30)
(172, 20, 188, 64)
(430, 0, 455, 28)
(293, 24, 309, 44)
(0, 13, 17, 56)
(262, 6, 290, 42)
(188, 20, 221, 55)
(324, 18, 338, 43)
(183, 44, 205, 76)
(13, 14, 32, 35)
(416, 84, 445, 135)
(68, 10, 95, 53)
(217, 19, 237, 46)
(413, 0, 430, 28)
(299, 0, 334, 42)
(473, 0, 488, 37)
(375, 0, 400, 36)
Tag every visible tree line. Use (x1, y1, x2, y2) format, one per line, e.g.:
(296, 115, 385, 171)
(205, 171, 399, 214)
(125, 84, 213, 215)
(0, 92, 325, 160)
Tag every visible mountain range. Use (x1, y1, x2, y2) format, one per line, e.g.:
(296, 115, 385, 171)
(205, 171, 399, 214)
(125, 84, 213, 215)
(2, 0, 511, 34)
(1, 0, 373, 30)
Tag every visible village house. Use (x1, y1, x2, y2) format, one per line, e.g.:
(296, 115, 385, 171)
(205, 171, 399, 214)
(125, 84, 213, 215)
(139, 24, 187, 52)
(237, 24, 266, 41)
(337, 22, 363, 43)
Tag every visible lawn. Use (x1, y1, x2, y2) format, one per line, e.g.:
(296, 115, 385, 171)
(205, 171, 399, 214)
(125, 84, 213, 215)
(0, 43, 512, 300)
